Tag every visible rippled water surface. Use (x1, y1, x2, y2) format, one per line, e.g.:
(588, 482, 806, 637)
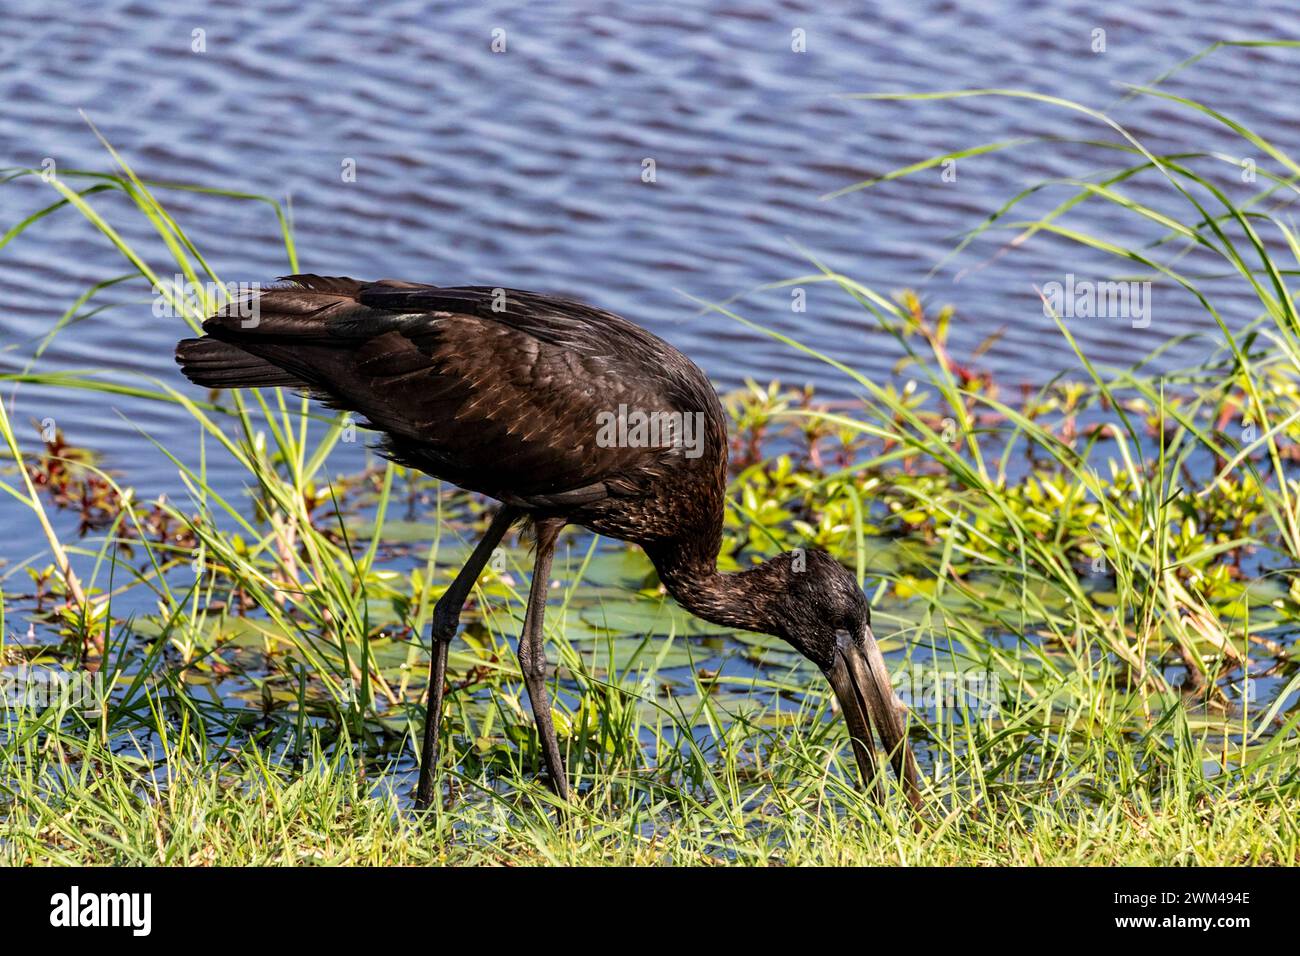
(2, 0, 1298, 550)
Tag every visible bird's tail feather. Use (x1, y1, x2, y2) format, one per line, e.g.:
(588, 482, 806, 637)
(201, 276, 379, 339)
(176, 275, 417, 389)
(175, 337, 306, 389)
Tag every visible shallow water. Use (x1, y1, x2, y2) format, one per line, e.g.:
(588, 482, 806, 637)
(1, 3, 1298, 759)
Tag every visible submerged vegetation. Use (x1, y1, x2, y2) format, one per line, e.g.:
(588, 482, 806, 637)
(2, 46, 1299, 864)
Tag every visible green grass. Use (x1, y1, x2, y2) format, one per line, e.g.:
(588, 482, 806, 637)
(2, 43, 1299, 865)
(4, 729, 1295, 866)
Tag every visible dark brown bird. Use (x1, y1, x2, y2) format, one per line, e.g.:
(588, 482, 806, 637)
(176, 275, 921, 811)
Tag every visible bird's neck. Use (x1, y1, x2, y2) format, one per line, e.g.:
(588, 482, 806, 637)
(645, 537, 783, 635)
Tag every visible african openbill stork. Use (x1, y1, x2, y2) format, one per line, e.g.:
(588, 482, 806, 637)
(176, 275, 922, 811)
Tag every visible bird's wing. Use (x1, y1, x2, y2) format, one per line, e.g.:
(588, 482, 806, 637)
(177, 275, 715, 505)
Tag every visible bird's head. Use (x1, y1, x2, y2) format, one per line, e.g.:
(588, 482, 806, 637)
(765, 549, 923, 809)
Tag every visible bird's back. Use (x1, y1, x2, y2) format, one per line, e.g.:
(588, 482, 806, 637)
(176, 275, 728, 539)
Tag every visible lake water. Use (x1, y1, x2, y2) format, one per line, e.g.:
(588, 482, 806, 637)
(2, 0, 1298, 558)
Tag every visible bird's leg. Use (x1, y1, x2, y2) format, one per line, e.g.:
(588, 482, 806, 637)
(516, 517, 570, 801)
(415, 504, 520, 811)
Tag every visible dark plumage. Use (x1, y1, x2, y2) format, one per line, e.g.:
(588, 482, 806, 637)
(176, 275, 921, 811)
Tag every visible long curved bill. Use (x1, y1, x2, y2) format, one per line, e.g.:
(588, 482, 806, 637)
(824, 627, 922, 811)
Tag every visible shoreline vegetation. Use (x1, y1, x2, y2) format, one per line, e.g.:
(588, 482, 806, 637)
(3, 48, 1300, 864)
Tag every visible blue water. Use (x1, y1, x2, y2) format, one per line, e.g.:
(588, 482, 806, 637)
(1, 0, 1297, 563)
